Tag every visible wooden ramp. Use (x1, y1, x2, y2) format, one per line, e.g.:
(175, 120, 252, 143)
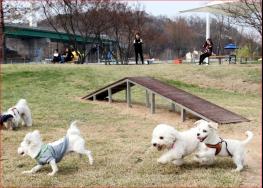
(82, 77, 249, 124)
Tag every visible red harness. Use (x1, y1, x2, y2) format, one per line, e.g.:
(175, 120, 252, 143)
(205, 138, 233, 157)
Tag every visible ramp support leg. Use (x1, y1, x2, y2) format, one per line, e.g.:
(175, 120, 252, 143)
(127, 81, 131, 107)
(181, 108, 186, 122)
(93, 95, 96, 101)
(108, 88, 112, 103)
(171, 103, 176, 112)
(146, 90, 150, 108)
(150, 92, 155, 114)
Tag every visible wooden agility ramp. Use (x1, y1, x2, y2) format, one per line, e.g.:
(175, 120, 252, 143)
(82, 77, 249, 124)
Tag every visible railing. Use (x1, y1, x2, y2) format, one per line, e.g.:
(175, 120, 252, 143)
(5, 58, 31, 64)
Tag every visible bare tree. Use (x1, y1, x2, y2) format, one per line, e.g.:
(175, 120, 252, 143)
(1, 0, 4, 64)
(107, 1, 147, 64)
(220, 0, 262, 37)
(41, 0, 112, 63)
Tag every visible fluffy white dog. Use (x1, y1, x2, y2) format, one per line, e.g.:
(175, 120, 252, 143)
(194, 119, 253, 172)
(0, 99, 32, 130)
(17, 121, 93, 176)
(151, 123, 202, 166)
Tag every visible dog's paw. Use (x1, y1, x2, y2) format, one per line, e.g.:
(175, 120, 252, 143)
(22, 170, 32, 174)
(157, 158, 167, 164)
(89, 159, 94, 165)
(193, 155, 201, 162)
(231, 168, 242, 172)
(195, 153, 201, 158)
(48, 172, 56, 176)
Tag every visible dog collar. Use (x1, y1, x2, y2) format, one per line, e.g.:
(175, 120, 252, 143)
(11, 107, 19, 115)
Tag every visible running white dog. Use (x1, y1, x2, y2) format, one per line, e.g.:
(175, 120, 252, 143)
(151, 123, 202, 166)
(17, 121, 93, 176)
(0, 99, 32, 130)
(194, 119, 253, 172)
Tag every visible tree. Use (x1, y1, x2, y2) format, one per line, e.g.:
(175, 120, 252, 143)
(107, 1, 147, 64)
(41, 0, 112, 63)
(1, 0, 4, 64)
(220, 0, 262, 38)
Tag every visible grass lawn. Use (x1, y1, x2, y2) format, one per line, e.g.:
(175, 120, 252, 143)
(1, 63, 261, 187)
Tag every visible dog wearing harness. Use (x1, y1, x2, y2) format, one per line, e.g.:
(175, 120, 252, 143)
(0, 99, 32, 130)
(151, 124, 212, 166)
(194, 119, 253, 172)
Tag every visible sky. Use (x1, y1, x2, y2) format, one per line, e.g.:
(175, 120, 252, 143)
(127, 1, 209, 18)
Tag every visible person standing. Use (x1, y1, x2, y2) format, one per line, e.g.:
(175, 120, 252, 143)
(133, 33, 144, 64)
(199, 38, 213, 65)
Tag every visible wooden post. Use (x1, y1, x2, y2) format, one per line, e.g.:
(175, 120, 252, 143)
(171, 103, 176, 112)
(150, 92, 155, 114)
(145, 90, 150, 107)
(93, 95, 96, 101)
(181, 108, 186, 122)
(108, 88, 112, 103)
(127, 81, 131, 107)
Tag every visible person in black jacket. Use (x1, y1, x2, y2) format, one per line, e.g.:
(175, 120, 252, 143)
(199, 38, 213, 65)
(133, 33, 144, 64)
(51, 49, 61, 63)
(64, 47, 74, 63)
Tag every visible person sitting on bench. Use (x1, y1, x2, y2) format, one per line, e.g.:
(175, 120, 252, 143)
(199, 38, 213, 65)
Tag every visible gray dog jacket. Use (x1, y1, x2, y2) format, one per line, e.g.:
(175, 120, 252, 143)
(35, 137, 69, 165)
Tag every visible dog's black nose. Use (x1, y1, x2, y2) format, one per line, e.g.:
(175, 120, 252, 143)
(153, 143, 157, 147)
(197, 133, 200, 136)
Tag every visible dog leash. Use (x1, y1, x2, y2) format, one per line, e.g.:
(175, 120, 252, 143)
(205, 138, 233, 157)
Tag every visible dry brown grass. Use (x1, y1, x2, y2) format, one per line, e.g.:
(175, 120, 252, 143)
(1, 63, 261, 187)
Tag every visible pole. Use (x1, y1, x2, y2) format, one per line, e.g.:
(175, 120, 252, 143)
(205, 13, 210, 64)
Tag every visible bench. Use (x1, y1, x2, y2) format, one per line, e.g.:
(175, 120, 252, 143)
(209, 55, 236, 64)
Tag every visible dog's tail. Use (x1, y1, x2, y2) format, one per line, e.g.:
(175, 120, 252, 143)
(67, 120, 80, 136)
(18, 99, 27, 105)
(242, 131, 253, 145)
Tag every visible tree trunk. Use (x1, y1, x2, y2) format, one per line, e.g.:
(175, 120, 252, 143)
(0, 0, 4, 64)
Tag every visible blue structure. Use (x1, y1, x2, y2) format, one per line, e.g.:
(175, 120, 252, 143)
(224, 43, 238, 64)
(224, 43, 238, 49)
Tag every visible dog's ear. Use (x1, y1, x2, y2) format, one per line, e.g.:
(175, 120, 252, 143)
(32, 130, 40, 137)
(0, 114, 14, 125)
(208, 122, 218, 130)
(193, 119, 205, 127)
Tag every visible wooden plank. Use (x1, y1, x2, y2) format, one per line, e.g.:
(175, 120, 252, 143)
(82, 78, 127, 99)
(83, 77, 249, 124)
(128, 80, 213, 122)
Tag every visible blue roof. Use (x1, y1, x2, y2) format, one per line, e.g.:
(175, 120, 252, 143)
(224, 43, 238, 49)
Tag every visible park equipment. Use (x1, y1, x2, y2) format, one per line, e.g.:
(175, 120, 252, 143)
(82, 77, 249, 124)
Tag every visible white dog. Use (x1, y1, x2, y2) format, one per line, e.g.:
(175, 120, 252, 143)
(151, 123, 203, 166)
(0, 99, 32, 130)
(17, 121, 93, 176)
(194, 119, 253, 172)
